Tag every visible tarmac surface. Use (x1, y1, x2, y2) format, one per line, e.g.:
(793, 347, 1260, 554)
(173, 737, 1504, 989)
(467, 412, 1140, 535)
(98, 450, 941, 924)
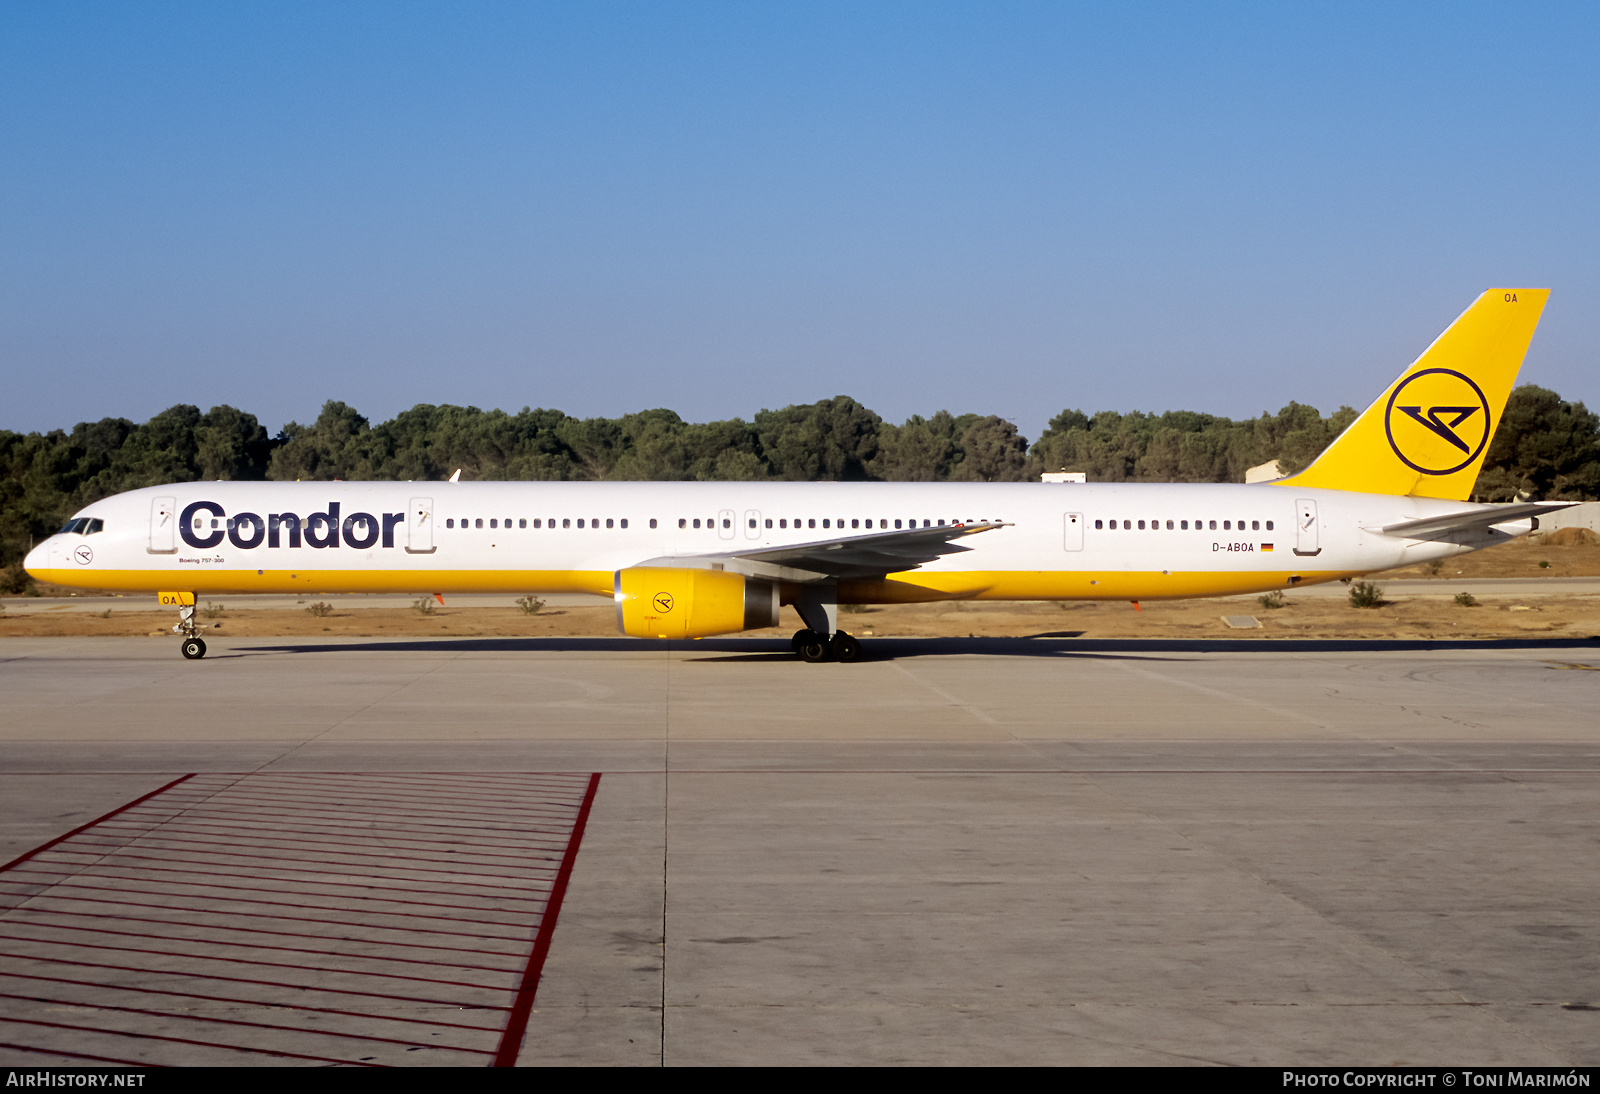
(2, 633, 1599, 1065)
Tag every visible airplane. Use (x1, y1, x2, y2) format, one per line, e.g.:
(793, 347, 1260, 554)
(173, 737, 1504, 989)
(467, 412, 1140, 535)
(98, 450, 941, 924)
(24, 288, 1569, 663)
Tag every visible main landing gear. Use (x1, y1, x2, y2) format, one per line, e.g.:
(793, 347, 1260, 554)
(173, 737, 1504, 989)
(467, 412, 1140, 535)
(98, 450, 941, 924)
(173, 602, 206, 660)
(791, 629, 862, 664)
(789, 583, 862, 663)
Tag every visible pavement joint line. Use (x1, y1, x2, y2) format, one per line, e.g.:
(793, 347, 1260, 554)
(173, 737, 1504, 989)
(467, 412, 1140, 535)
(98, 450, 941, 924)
(1106, 657, 1341, 734)
(889, 662, 999, 725)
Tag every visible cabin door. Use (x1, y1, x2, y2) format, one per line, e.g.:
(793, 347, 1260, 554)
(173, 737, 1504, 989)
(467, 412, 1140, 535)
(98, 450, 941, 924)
(1063, 512, 1084, 551)
(408, 497, 436, 554)
(149, 497, 177, 554)
(1294, 499, 1321, 556)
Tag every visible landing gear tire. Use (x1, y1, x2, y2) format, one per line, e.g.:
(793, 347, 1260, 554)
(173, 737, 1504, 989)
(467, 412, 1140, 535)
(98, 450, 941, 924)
(830, 632, 861, 663)
(791, 629, 819, 654)
(797, 635, 831, 663)
(181, 637, 207, 660)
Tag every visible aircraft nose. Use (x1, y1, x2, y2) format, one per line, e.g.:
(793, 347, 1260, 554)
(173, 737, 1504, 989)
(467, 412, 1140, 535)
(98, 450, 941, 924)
(23, 538, 52, 577)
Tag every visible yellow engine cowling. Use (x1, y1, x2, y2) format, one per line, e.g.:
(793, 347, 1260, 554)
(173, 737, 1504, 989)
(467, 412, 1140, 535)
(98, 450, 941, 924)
(614, 566, 780, 638)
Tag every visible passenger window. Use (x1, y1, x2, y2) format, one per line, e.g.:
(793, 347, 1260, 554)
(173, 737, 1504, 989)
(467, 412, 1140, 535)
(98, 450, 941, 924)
(1252, 520, 1259, 531)
(1223, 521, 1230, 530)
(1180, 520, 1187, 530)
(779, 519, 787, 529)
(1208, 520, 1216, 530)
(475, 518, 483, 529)
(562, 519, 571, 528)
(722, 518, 730, 529)
(1095, 519, 1103, 529)
(809, 519, 817, 529)
(519, 519, 526, 529)
(606, 518, 614, 529)
(823, 519, 830, 529)
(490, 519, 497, 529)
(678, 518, 686, 528)
(765, 518, 772, 528)
(1138, 520, 1145, 530)
(1266, 520, 1274, 531)
(446, 519, 454, 529)
(693, 519, 700, 529)
(533, 519, 542, 529)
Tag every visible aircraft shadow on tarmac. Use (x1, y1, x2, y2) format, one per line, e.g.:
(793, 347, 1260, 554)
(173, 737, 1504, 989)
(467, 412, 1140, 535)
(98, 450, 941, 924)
(238, 633, 1600, 663)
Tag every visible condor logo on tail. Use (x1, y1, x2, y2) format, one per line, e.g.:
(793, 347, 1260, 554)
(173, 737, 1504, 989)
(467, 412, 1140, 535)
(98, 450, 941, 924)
(1383, 368, 1491, 476)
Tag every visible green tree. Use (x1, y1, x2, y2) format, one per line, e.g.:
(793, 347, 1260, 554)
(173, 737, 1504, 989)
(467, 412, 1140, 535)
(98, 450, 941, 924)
(1473, 385, 1600, 501)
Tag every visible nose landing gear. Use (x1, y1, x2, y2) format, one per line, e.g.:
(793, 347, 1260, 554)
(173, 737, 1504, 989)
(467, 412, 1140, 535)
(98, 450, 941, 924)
(172, 601, 206, 660)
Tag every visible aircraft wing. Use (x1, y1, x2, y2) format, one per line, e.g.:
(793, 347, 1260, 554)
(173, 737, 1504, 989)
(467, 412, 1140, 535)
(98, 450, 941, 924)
(636, 521, 1009, 581)
(1369, 502, 1576, 539)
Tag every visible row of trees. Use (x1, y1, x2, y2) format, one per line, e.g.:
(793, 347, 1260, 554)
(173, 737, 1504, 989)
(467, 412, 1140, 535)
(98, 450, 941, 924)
(4, 387, 1597, 589)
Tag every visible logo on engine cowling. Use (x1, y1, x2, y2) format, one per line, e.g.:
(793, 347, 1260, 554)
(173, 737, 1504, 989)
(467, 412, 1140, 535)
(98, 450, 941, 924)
(653, 592, 674, 613)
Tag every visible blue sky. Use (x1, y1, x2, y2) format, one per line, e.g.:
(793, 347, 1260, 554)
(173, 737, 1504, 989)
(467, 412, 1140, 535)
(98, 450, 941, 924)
(3, 1, 1596, 443)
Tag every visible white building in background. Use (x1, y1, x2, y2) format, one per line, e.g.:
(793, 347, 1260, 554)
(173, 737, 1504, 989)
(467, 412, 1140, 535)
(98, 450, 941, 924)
(1245, 460, 1285, 483)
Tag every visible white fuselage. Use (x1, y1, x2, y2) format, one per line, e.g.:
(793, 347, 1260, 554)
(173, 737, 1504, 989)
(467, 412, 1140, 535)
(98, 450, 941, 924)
(25, 480, 1528, 605)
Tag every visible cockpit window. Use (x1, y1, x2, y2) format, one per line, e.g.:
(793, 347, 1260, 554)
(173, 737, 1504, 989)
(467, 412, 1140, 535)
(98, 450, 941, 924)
(56, 517, 104, 535)
(87, 518, 103, 534)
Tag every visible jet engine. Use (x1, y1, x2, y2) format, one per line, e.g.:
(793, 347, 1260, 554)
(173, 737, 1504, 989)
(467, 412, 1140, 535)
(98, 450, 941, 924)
(614, 566, 779, 639)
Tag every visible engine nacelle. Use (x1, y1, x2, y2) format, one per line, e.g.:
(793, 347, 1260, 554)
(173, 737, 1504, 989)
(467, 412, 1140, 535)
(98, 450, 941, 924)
(614, 566, 780, 639)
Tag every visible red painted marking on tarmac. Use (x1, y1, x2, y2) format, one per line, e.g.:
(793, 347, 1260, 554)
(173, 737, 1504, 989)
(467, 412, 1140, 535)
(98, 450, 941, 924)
(0, 770, 600, 1066)
(0, 887, 534, 944)
(2, 920, 524, 975)
(0, 971, 504, 1032)
(0, 1041, 165, 1067)
(31, 847, 564, 894)
(0, 951, 516, 1008)
(0, 932, 520, 993)
(10, 904, 528, 958)
(68, 830, 567, 870)
(4, 863, 555, 909)
(57, 837, 572, 881)
(0, 1015, 385, 1067)
(91, 817, 572, 854)
(0, 875, 541, 929)
(0, 991, 495, 1054)
(0, 774, 195, 876)
(493, 771, 601, 1068)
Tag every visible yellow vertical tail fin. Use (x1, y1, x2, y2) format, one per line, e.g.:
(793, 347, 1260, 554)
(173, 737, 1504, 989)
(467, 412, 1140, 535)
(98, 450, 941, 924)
(1275, 289, 1549, 500)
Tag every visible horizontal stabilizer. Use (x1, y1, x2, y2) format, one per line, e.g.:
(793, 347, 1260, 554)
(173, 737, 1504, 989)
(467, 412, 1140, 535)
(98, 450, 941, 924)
(1368, 502, 1576, 539)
